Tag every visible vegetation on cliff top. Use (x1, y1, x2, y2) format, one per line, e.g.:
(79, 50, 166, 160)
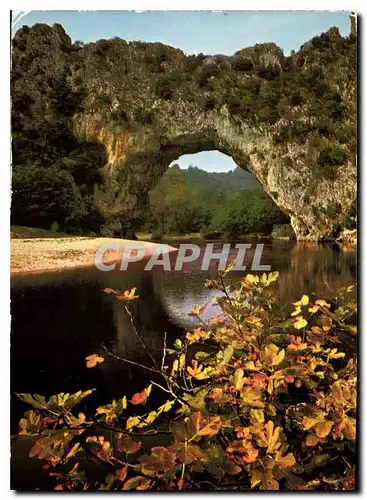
(11, 23, 356, 236)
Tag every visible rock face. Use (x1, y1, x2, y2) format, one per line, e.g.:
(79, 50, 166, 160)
(12, 23, 357, 240)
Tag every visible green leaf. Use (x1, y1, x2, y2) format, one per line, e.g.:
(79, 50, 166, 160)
(222, 345, 234, 364)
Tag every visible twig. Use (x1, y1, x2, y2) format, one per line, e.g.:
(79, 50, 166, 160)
(219, 273, 245, 337)
(161, 332, 167, 372)
(124, 304, 159, 368)
(101, 345, 161, 374)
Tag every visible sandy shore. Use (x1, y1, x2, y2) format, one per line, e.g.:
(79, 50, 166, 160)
(11, 237, 178, 275)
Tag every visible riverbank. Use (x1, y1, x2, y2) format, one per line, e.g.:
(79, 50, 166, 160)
(11, 237, 177, 275)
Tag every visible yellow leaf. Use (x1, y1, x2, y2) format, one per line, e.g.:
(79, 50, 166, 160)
(245, 274, 259, 284)
(294, 317, 307, 330)
(233, 368, 245, 391)
(315, 299, 330, 308)
(261, 344, 285, 366)
(250, 409, 265, 424)
(291, 307, 302, 317)
(315, 420, 334, 438)
(343, 417, 356, 440)
(126, 416, 140, 430)
(115, 287, 139, 302)
(275, 451, 296, 468)
(301, 295, 309, 306)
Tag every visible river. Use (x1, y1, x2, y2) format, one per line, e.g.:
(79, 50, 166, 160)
(11, 239, 356, 488)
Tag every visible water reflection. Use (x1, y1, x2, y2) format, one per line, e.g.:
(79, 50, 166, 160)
(11, 241, 356, 432)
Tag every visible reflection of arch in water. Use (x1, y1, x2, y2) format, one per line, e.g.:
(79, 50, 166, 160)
(112, 270, 185, 360)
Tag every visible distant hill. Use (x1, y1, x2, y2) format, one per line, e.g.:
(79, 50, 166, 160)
(171, 164, 259, 201)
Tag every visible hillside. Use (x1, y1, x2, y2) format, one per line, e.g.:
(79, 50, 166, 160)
(178, 165, 259, 198)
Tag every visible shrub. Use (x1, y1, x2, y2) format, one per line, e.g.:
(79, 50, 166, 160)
(272, 223, 296, 239)
(317, 146, 346, 180)
(155, 71, 186, 100)
(16, 274, 356, 491)
(151, 230, 163, 241)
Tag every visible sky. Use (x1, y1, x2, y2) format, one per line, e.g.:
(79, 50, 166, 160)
(12, 10, 351, 172)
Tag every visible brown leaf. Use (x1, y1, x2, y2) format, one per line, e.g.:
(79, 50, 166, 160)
(117, 434, 141, 455)
(168, 443, 203, 465)
(139, 447, 177, 476)
(123, 476, 152, 491)
(305, 433, 319, 447)
(116, 465, 128, 482)
(187, 412, 221, 438)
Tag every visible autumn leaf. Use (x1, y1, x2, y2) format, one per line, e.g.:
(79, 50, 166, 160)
(126, 416, 140, 430)
(261, 344, 285, 366)
(342, 417, 356, 440)
(306, 433, 320, 447)
(139, 447, 177, 476)
(294, 316, 308, 330)
(123, 476, 152, 491)
(189, 302, 208, 316)
(131, 384, 152, 405)
(233, 368, 245, 391)
(287, 335, 308, 351)
(256, 420, 282, 453)
(242, 442, 259, 463)
(275, 451, 296, 468)
(315, 419, 334, 438)
(250, 409, 265, 424)
(117, 434, 141, 455)
(241, 386, 264, 408)
(115, 287, 139, 301)
(250, 468, 279, 490)
(116, 465, 128, 482)
(85, 354, 104, 368)
(169, 443, 203, 465)
(187, 412, 221, 438)
(244, 274, 260, 284)
(315, 299, 330, 308)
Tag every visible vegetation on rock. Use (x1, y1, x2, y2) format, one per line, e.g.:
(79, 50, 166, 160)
(11, 23, 357, 240)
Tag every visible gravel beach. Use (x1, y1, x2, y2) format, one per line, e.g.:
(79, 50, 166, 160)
(11, 237, 177, 275)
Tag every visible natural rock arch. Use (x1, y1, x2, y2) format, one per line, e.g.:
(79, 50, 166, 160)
(12, 23, 357, 240)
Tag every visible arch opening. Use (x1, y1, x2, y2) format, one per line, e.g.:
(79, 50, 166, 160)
(138, 150, 291, 241)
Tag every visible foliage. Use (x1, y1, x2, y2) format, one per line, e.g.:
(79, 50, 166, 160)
(11, 23, 355, 235)
(16, 273, 357, 491)
(145, 166, 285, 237)
(146, 167, 211, 235)
(213, 187, 289, 238)
(11, 26, 106, 234)
(317, 146, 346, 180)
(271, 224, 296, 240)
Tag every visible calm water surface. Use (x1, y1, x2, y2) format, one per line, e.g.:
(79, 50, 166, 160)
(11, 240, 356, 431)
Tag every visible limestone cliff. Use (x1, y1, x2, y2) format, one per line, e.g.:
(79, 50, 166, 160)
(12, 23, 357, 240)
